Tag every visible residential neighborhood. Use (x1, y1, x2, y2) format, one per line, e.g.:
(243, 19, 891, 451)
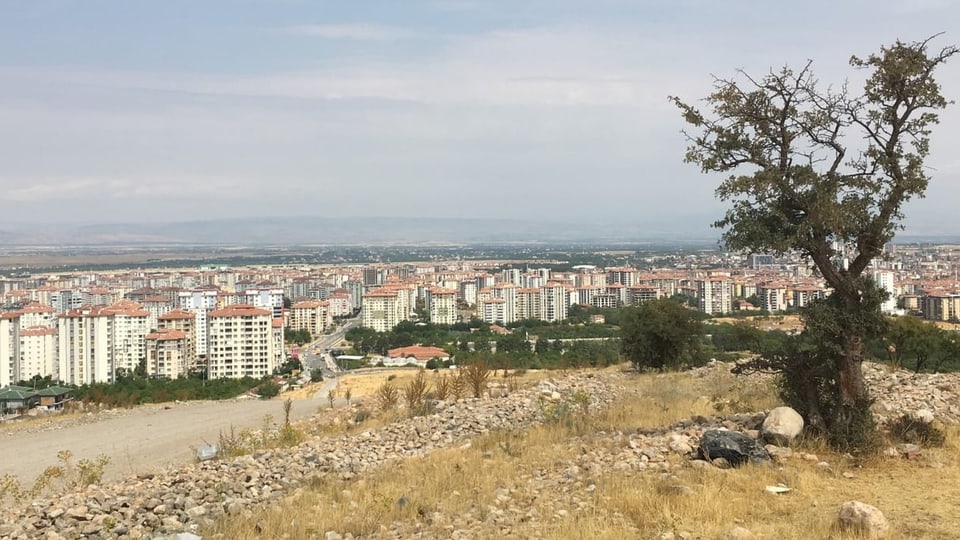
(2, 243, 960, 394)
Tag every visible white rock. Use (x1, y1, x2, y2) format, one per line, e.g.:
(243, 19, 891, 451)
(912, 408, 935, 423)
(838, 501, 890, 538)
(761, 407, 804, 443)
(724, 525, 753, 539)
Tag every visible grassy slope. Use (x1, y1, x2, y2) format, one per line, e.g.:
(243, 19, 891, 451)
(203, 367, 960, 539)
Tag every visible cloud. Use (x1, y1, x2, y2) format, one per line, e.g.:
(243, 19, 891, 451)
(0, 26, 698, 109)
(281, 23, 417, 40)
(1, 175, 249, 202)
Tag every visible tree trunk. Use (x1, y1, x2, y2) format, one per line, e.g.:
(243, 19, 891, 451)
(832, 331, 871, 437)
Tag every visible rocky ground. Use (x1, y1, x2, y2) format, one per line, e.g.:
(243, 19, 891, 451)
(0, 362, 957, 540)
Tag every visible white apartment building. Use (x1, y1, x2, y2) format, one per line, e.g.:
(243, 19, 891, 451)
(141, 296, 175, 332)
(0, 313, 19, 387)
(873, 270, 898, 313)
(426, 288, 458, 325)
(106, 301, 150, 376)
(627, 286, 660, 305)
(459, 280, 478, 306)
(517, 288, 541, 320)
(18, 303, 57, 328)
(146, 329, 188, 379)
(206, 304, 277, 379)
(58, 306, 115, 385)
(697, 278, 733, 315)
(19, 326, 57, 382)
(287, 300, 332, 337)
(492, 283, 518, 324)
(158, 309, 197, 369)
(540, 282, 569, 322)
(607, 268, 639, 287)
(178, 290, 219, 360)
(244, 288, 285, 319)
(480, 298, 507, 324)
(758, 283, 789, 312)
(362, 289, 404, 332)
(327, 291, 353, 317)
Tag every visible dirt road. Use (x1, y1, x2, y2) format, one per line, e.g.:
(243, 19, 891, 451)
(0, 381, 337, 485)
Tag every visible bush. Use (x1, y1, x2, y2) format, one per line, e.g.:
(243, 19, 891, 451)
(461, 360, 491, 398)
(403, 370, 430, 411)
(375, 382, 400, 411)
(885, 414, 946, 447)
(258, 382, 281, 399)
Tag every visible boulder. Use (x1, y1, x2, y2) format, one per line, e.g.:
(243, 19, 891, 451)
(698, 429, 771, 466)
(760, 406, 804, 444)
(838, 501, 889, 538)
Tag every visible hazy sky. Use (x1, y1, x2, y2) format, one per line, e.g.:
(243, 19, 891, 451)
(1, 0, 959, 234)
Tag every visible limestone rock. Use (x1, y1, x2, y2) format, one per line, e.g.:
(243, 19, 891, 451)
(760, 406, 804, 444)
(838, 501, 890, 538)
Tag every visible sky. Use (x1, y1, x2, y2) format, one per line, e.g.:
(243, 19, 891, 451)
(1, 0, 959, 235)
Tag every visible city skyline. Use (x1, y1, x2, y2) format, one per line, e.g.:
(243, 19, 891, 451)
(2, 1, 959, 234)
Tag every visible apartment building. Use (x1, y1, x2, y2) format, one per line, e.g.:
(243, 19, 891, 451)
(58, 306, 115, 385)
(145, 329, 188, 379)
(243, 288, 285, 319)
(758, 282, 790, 312)
(206, 304, 277, 379)
(19, 326, 57, 382)
(287, 300, 332, 336)
(607, 268, 639, 287)
(922, 293, 960, 321)
(697, 278, 732, 315)
(327, 290, 353, 317)
(480, 298, 507, 324)
(0, 313, 19, 387)
(18, 302, 57, 328)
(517, 288, 541, 321)
(361, 288, 404, 332)
(178, 290, 219, 360)
(426, 288, 457, 325)
(540, 282, 569, 322)
(141, 296, 175, 331)
(492, 283, 518, 324)
(873, 270, 898, 313)
(158, 309, 198, 369)
(105, 301, 150, 377)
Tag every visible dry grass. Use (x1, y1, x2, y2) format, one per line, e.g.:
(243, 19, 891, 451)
(338, 368, 551, 399)
(202, 367, 960, 539)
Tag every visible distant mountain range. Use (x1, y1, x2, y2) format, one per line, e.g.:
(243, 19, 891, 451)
(0, 216, 722, 246)
(0, 215, 956, 247)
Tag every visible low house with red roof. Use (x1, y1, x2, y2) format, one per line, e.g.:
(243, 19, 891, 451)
(385, 345, 450, 367)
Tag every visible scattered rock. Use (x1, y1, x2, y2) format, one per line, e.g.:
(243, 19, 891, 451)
(761, 406, 804, 444)
(838, 501, 890, 538)
(698, 430, 771, 467)
(724, 525, 753, 539)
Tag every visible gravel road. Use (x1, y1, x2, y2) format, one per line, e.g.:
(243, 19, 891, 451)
(0, 380, 337, 485)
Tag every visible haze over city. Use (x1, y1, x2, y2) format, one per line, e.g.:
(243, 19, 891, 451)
(1, 1, 959, 238)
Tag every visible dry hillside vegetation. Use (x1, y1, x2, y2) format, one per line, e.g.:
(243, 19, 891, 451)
(203, 366, 960, 539)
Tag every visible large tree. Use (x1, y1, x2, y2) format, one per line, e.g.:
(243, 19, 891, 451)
(673, 37, 956, 446)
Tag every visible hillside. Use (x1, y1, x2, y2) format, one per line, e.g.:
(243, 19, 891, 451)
(2, 363, 959, 539)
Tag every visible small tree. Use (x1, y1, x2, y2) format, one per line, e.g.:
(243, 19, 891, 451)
(673, 37, 956, 449)
(620, 297, 706, 370)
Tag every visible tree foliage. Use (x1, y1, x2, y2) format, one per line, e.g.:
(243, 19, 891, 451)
(887, 316, 958, 373)
(620, 298, 706, 370)
(674, 37, 956, 449)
